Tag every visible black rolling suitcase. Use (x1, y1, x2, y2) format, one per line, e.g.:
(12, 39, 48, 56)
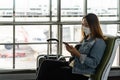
(36, 38, 65, 70)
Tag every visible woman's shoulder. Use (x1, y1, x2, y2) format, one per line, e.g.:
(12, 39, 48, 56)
(95, 38, 106, 46)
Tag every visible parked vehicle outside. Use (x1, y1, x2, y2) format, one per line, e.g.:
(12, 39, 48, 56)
(0, 52, 26, 58)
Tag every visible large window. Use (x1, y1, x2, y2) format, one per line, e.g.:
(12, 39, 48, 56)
(0, 0, 119, 69)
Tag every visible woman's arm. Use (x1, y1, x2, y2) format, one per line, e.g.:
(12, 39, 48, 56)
(83, 39, 106, 68)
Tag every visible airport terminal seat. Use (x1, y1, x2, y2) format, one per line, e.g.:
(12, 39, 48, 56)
(58, 36, 119, 80)
(89, 36, 119, 80)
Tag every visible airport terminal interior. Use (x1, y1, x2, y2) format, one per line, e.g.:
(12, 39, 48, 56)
(0, 0, 120, 80)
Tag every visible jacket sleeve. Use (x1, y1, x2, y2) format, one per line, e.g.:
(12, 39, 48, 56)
(83, 39, 106, 68)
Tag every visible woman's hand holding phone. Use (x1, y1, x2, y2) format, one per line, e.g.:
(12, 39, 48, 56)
(63, 42, 80, 57)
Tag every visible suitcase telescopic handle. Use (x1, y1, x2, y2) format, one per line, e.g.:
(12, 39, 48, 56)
(47, 38, 59, 42)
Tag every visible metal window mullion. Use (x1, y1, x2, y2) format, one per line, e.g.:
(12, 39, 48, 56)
(13, 0, 16, 69)
(57, 0, 61, 55)
(83, 0, 87, 15)
(118, 0, 120, 66)
(49, 0, 52, 54)
(1, 21, 120, 25)
(58, 24, 62, 55)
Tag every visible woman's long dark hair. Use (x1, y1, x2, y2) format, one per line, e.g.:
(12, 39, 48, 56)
(82, 13, 104, 40)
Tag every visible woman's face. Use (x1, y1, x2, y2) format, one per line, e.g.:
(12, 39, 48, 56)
(82, 19, 89, 28)
(82, 19, 91, 36)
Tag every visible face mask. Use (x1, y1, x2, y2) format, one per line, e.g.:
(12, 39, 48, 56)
(82, 26, 91, 35)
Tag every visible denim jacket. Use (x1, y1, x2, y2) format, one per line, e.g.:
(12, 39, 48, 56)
(72, 38, 106, 75)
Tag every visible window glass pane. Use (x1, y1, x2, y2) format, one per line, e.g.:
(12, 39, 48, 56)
(0, 26, 13, 43)
(0, 50, 13, 69)
(15, 25, 49, 43)
(52, 0, 57, 21)
(63, 25, 81, 42)
(51, 25, 58, 39)
(88, 0, 118, 21)
(0, 26, 13, 69)
(15, 44, 47, 69)
(101, 24, 117, 36)
(0, 0, 13, 21)
(15, 0, 50, 21)
(61, 0, 83, 21)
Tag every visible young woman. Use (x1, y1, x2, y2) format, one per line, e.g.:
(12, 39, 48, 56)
(36, 13, 106, 80)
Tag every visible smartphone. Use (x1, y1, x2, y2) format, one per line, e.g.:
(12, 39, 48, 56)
(63, 42, 70, 47)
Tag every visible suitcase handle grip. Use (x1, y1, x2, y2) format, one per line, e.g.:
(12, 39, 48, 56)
(47, 38, 59, 42)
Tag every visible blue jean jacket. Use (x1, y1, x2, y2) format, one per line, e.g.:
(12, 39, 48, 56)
(72, 38, 106, 75)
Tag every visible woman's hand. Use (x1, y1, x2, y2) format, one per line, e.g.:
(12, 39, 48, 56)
(65, 44, 80, 57)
